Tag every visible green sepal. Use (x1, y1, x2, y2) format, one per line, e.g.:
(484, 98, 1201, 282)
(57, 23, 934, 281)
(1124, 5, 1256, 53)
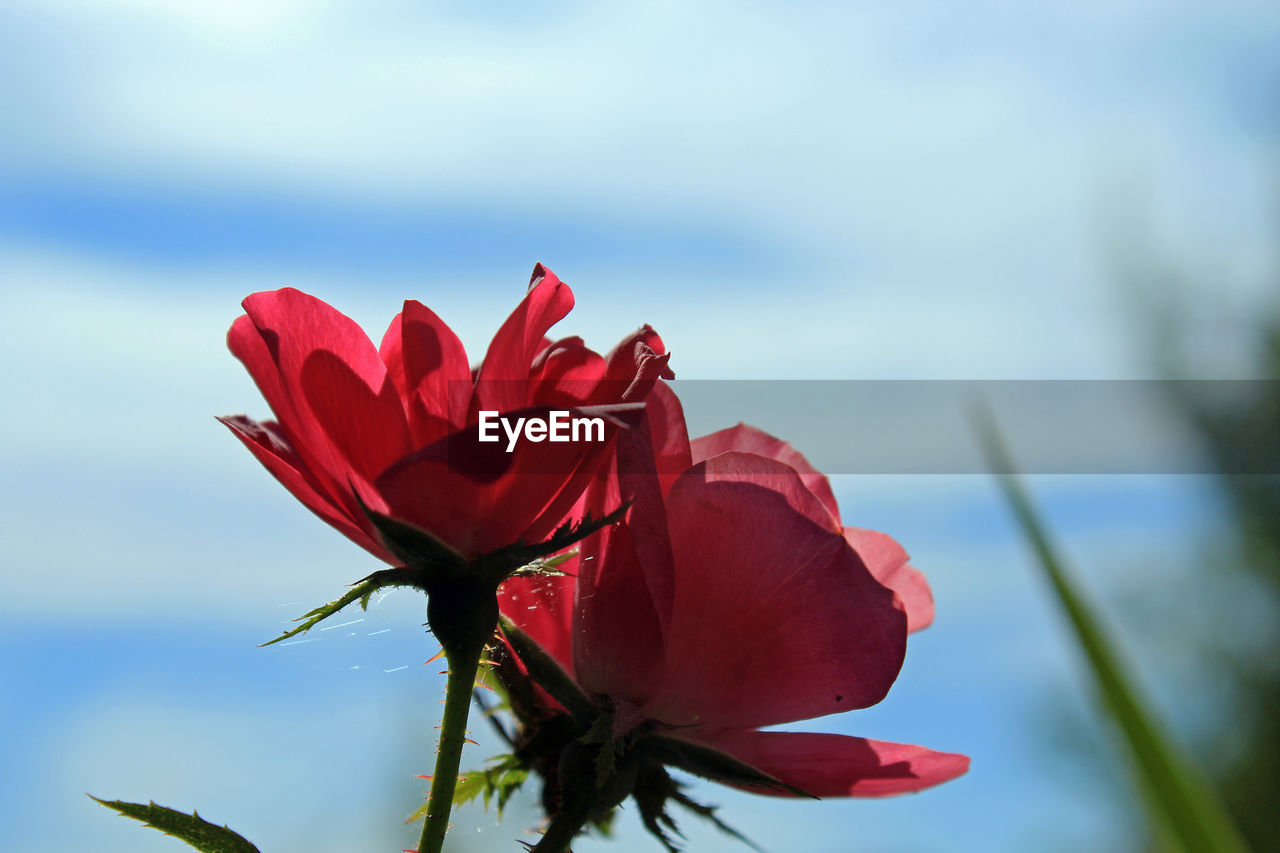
(259, 567, 413, 647)
(360, 491, 624, 590)
(630, 767, 685, 853)
(591, 807, 616, 837)
(483, 640, 545, 729)
(630, 765, 764, 853)
(477, 503, 629, 583)
(358, 500, 467, 576)
(472, 687, 516, 747)
(497, 615, 595, 722)
(643, 734, 815, 798)
(578, 714, 622, 790)
(670, 789, 764, 853)
(507, 548, 578, 580)
(91, 797, 260, 853)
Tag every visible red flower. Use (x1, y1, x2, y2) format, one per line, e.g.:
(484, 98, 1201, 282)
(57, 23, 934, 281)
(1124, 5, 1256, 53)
(221, 265, 672, 563)
(500, 385, 967, 806)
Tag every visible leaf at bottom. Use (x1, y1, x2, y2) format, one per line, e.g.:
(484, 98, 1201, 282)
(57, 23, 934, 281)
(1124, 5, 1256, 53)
(91, 797, 261, 853)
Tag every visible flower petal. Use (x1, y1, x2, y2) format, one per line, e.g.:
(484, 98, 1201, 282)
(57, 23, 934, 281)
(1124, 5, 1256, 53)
(530, 336, 607, 407)
(597, 324, 674, 403)
(602, 324, 666, 375)
(240, 288, 412, 485)
(573, 516, 666, 705)
(645, 382, 692, 496)
(703, 730, 969, 797)
(680, 449, 840, 535)
(227, 313, 363, 518)
(641, 453, 906, 732)
(218, 416, 391, 561)
(691, 423, 840, 524)
(299, 349, 415, 483)
(374, 404, 640, 556)
(610, 410, 681, 627)
(844, 527, 935, 633)
(227, 314, 294, 430)
(503, 401, 678, 707)
(498, 560, 577, 675)
(475, 264, 575, 413)
(512, 402, 649, 550)
(379, 299, 472, 445)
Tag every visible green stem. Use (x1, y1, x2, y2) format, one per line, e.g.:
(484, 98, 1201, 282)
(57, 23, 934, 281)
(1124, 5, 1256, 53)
(419, 641, 483, 853)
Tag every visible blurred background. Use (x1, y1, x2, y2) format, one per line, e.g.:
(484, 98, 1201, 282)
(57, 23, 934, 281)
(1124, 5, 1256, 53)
(1, 2, 1277, 851)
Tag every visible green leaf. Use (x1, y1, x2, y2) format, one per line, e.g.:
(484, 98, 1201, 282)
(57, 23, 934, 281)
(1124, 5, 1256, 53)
(445, 770, 488, 811)
(407, 756, 528, 822)
(259, 567, 413, 647)
(492, 766, 528, 814)
(974, 405, 1251, 853)
(91, 797, 260, 853)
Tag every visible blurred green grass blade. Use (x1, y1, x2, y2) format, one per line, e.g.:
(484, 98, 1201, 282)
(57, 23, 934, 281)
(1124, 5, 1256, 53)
(974, 408, 1250, 853)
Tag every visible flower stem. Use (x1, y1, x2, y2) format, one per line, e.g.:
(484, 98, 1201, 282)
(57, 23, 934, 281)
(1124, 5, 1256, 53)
(418, 641, 483, 853)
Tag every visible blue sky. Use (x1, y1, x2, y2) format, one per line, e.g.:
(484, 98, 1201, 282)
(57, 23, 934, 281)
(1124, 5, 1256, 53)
(0, 177, 784, 276)
(2, 2, 1277, 851)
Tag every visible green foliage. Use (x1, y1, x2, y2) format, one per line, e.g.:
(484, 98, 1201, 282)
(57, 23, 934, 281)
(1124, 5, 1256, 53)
(408, 755, 528, 822)
(91, 797, 260, 853)
(259, 567, 413, 647)
(1172, 336, 1280, 850)
(976, 408, 1251, 853)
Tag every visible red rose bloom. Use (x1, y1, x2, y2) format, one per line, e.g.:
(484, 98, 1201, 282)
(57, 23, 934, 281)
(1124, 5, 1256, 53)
(499, 384, 966, 820)
(221, 265, 672, 563)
